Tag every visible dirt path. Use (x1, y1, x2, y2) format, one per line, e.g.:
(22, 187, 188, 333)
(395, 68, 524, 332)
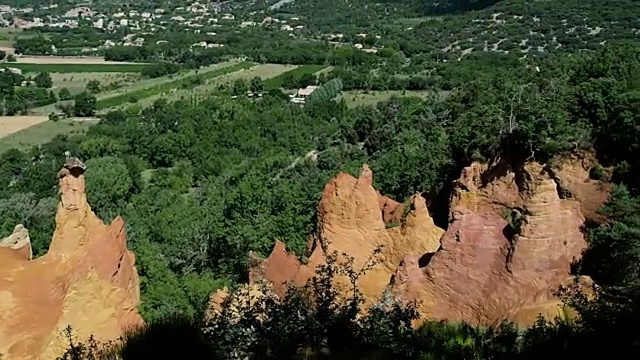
(0, 46, 15, 55)
(272, 150, 319, 180)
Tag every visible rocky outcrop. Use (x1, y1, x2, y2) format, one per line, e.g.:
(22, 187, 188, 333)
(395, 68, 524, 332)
(449, 153, 609, 223)
(0, 224, 32, 261)
(311, 165, 445, 305)
(394, 160, 594, 326)
(548, 151, 611, 222)
(238, 165, 444, 307)
(211, 155, 609, 328)
(0, 160, 142, 360)
(247, 240, 326, 298)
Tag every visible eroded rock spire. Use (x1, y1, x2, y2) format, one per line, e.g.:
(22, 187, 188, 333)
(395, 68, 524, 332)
(0, 163, 142, 360)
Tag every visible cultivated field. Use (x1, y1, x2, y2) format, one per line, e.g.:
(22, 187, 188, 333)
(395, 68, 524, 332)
(0, 53, 148, 72)
(50, 72, 142, 95)
(29, 61, 251, 114)
(101, 61, 255, 110)
(0, 116, 49, 138)
(126, 63, 297, 108)
(0, 118, 98, 153)
(0, 63, 148, 73)
(98, 61, 240, 99)
(30, 72, 142, 114)
(0, 46, 14, 55)
(216, 64, 298, 84)
(263, 64, 326, 89)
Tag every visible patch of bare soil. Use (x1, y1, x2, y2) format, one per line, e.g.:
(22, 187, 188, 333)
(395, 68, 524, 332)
(0, 116, 48, 138)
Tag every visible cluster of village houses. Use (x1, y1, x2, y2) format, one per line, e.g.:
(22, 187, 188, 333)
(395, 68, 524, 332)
(0, 3, 379, 53)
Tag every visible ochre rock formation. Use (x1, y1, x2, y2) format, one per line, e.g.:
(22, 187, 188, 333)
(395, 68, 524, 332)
(247, 240, 326, 298)
(312, 165, 444, 305)
(548, 151, 611, 222)
(449, 153, 609, 223)
(394, 160, 593, 326)
(238, 165, 444, 306)
(211, 155, 609, 328)
(0, 161, 142, 360)
(0, 224, 32, 261)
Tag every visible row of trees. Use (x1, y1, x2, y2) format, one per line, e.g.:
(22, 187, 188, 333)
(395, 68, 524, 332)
(0, 70, 59, 115)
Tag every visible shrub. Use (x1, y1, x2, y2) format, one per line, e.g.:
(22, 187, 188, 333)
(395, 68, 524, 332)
(589, 164, 607, 181)
(119, 316, 217, 359)
(57, 326, 118, 360)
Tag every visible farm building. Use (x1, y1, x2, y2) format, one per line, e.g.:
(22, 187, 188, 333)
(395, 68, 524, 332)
(290, 85, 319, 104)
(296, 85, 318, 98)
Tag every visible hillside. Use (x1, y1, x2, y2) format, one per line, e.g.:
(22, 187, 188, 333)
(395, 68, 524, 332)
(277, 0, 640, 58)
(0, 0, 638, 358)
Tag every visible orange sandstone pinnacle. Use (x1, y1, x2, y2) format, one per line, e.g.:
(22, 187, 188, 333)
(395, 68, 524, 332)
(0, 160, 142, 360)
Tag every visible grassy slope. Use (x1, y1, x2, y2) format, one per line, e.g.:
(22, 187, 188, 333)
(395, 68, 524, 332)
(96, 62, 255, 110)
(264, 64, 327, 89)
(0, 119, 98, 153)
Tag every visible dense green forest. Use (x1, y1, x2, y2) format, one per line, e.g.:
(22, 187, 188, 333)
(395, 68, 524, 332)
(0, 70, 59, 114)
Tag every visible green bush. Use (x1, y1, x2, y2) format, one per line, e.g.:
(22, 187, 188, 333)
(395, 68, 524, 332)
(589, 164, 607, 181)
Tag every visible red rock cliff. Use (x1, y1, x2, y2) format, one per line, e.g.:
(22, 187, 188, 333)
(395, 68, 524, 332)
(0, 161, 142, 360)
(241, 165, 443, 307)
(394, 158, 598, 326)
(213, 155, 608, 327)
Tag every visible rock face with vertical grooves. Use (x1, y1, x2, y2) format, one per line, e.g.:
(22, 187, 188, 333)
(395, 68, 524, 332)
(0, 162, 142, 360)
(311, 165, 445, 306)
(393, 160, 593, 326)
(211, 165, 444, 313)
(213, 155, 608, 327)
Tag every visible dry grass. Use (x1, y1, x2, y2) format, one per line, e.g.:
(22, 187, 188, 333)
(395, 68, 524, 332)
(13, 56, 141, 64)
(0, 116, 49, 138)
